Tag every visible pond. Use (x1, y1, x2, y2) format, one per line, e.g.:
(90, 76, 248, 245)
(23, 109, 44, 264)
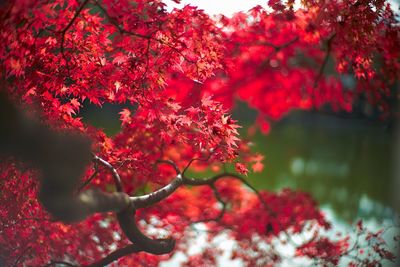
(232, 108, 400, 266)
(243, 110, 397, 223)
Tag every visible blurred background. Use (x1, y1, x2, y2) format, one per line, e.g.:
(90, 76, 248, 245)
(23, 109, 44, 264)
(233, 101, 399, 223)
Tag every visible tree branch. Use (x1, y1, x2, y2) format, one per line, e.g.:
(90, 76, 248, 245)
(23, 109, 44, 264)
(194, 184, 227, 223)
(257, 36, 299, 51)
(92, 155, 123, 192)
(42, 188, 131, 223)
(77, 162, 98, 192)
(182, 151, 214, 175)
(313, 33, 336, 89)
(36, 155, 273, 265)
(183, 172, 276, 216)
(117, 208, 175, 255)
(156, 159, 181, 175)
(129, 174, 183, 209)
(59, 0, 90, 78)
(93, 156, 176, 256)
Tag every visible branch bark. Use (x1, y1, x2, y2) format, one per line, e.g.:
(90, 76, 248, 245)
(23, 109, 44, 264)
(129, 174, 183, 209)
(94, 155, 176, 256)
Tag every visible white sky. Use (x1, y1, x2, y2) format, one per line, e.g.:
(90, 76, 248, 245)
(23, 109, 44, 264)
(165, 0, 400, 17)
(164, 0, 268, 16)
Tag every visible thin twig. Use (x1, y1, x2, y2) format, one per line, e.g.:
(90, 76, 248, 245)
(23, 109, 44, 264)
(194, 184, 227, 223)
(77, 162, 99, 192)
(156, 159, 181, 175)
(182, 151, 214, 175)
(13, 246, 31, 267)
(183, 172, 275, 216)
(313, 33, 336, 89)
(92, 154, 123, 192)
(256, 36, 299, 51)
(59, 0, 90, 77)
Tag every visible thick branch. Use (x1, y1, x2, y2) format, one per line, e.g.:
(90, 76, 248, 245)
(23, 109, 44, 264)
(41, 188, 131, 223)
(117, 209, 175, 255)
(0, 93, 134, 223)
(130, 174, 183, 209)
(94, 157, 176, 256)
(93, 157, 272, 261)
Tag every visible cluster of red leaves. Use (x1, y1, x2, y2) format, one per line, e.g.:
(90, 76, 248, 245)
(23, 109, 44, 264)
(162, 0, 399, 129)
(0, 0, 399, 266)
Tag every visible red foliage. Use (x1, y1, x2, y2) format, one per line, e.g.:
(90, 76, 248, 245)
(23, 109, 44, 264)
(0, 0, 399, 266)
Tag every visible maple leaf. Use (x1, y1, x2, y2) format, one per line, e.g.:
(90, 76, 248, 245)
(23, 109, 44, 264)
(235, 162, 249, 176)
(259, 119, 271, 134)
(119, 109, 131, 126)
(42, 91, 54, 102)
(70, 98, 80, 109)
(167, 101, 181, 112)
(45, 37, 57, 45)
(201, 95, 214, 107)
(61, 103, 76, 116)
(114, 81, 122, 92)
(9, 58, 23, 76)
(177, 115, 191, 126)
(113, 53, 127, 65)
(225, 134, 239, 149)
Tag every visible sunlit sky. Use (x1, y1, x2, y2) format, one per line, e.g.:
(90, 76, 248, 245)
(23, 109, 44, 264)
(165, 0, 400, 16)
(164, 0, 268, 16)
